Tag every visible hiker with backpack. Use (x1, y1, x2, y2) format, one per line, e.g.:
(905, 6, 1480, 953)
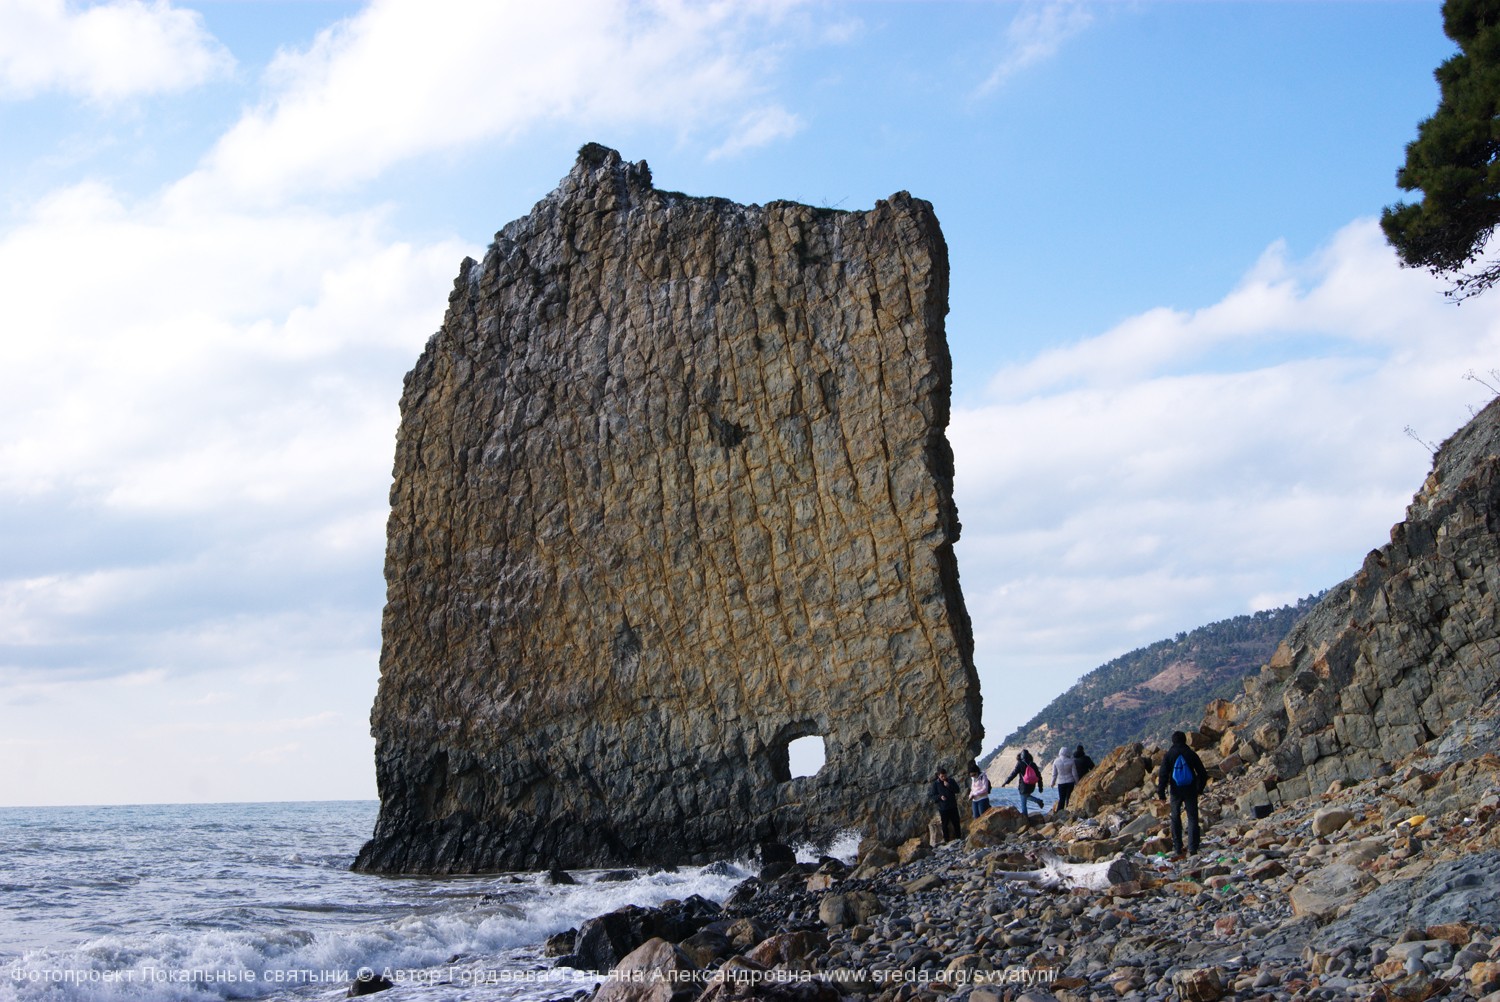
(1003, 750, 1046, 816)
(1156, 730, 1209, 857)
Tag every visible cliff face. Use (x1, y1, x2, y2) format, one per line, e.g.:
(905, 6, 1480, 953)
(1225, 397, 1500, 804)
(354, 145, 981, 874)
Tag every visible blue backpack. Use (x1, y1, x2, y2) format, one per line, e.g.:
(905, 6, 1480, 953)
(1171, 752, 1194, 789)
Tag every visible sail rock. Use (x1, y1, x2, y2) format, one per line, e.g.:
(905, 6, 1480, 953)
(355, 145, 981, 873)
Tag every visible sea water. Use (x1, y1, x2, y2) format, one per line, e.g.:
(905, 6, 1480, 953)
(0, 802, 784, 1002)
(992, 786, 1059, 814)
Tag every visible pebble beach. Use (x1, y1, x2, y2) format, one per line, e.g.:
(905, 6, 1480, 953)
(547, 735, 1500, 1002)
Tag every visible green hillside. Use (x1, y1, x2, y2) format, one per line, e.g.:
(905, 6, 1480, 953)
(980, 595, 1322, 769)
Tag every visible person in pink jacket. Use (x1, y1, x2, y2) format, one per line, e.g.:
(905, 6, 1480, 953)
(1003, 750, 1046, 815)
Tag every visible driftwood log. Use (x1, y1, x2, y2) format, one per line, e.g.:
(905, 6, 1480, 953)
(990, 854, 1138, 891)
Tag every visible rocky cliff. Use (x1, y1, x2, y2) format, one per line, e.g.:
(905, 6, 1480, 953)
(353, 145, 982, 874)
(1221, 396, 1500, 805)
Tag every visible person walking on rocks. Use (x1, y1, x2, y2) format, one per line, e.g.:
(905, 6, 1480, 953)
(1156, 730, 1208, 856)
(1003, 750, 1046, 816)
(930, 767, 962, 841)
(1074, 744, 1096, 779)
(967, 763, 992, 818)
(1050, 746, 1079, 814)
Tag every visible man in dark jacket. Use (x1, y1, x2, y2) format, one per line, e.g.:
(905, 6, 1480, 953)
(930, 768, 962, 841)
(1155, 731, 1208, 856)
(1074, 745, 1096, 778)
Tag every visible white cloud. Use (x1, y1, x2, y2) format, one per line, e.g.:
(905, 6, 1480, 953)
(0, 183, 464, 502)
(0, 0, 830, 807)
(707, 104, 804, 161)
(193, 0, 803, 202)
(241, 742, 304, 766)
(955, 219, 1500, 745)
(0, 178, 468, 687)
(976, 0, 1094, 97)
(0, 0, 233, 102)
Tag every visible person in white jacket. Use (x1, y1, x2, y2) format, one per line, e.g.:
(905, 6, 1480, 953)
(1051, 746, 1080, 814)
(967, 762, 992, 818)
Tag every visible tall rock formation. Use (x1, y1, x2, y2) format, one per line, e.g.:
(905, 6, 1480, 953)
(1224, 397, 1500, 803)
(354, 145, 981, 874)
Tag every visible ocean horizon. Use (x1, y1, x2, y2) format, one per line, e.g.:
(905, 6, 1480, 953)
(0, 800, 378, 814)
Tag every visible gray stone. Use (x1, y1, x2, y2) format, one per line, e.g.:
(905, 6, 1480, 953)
(819, 890, 882, 928)
(901, 873, 945, 893)
(1456, 945, 1490, 968)
(543, 929, 577, 957)
(1171, 967, 1225, 1001)
(556, 898, 722, 973)
(347, 973, 394, 997)
(1118, 812, 1156, 838)
(1387, 941, 1454, 965)
(1311, 808, 1353, 837)
(1334, 839, 1384, 866)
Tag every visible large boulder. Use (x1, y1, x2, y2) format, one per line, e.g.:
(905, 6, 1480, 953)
(594, 938, 699, 1002)
(560, 897, 722, 972)
(965, 806, 1027, 847)
(818, 891, 882, 928)
(1069, 743, 1151, 816)
(1171, 967, 1225, 1002)
(745, 931, 828, 972)
(1311, 807, 1354, 837)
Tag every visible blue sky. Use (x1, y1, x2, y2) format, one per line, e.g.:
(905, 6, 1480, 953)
(2, 0, 1496, 806)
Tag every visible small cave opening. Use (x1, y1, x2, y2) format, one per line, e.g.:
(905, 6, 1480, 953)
(771, 724, 827, 782)
(787, 735, 826, 778)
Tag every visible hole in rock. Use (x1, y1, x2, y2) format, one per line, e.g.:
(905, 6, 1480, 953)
(785, 735, 826, 779)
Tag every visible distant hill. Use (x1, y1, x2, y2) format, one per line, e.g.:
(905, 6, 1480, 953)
(980, 596, 1323, 775)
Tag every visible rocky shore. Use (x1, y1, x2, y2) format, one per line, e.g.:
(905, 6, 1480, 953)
(543, 708, 1500, 1002)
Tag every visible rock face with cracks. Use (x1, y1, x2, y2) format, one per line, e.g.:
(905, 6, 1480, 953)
(354, 145, 981, 874)
(1229, 396, 1500, 803)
